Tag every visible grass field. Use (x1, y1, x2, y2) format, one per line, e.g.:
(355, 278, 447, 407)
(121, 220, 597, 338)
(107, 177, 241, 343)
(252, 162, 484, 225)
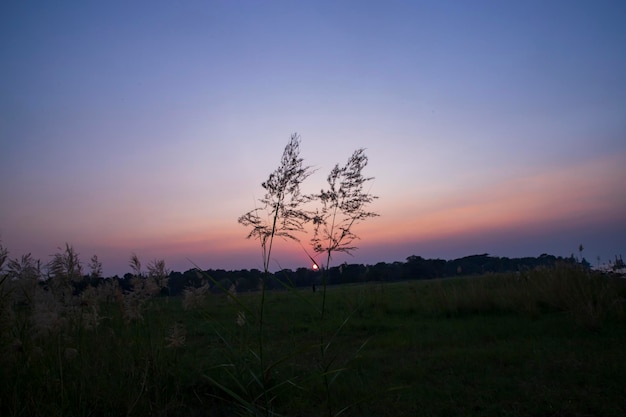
(1, 265, 625, 416)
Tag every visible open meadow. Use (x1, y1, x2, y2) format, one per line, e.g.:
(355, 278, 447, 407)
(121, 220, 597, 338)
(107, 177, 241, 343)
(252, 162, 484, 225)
(2, 264, 625, 417)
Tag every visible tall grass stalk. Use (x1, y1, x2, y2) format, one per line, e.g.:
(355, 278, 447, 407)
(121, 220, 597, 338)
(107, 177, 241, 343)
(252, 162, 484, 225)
(311, 148, 378, 320)
(235, 135, 380, 416)
(308, 148, 378, 416)
(237, 133, 313, 414)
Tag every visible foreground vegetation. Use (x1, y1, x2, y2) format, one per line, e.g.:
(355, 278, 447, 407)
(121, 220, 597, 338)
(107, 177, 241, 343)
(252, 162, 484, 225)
(1, 259, 625, 416)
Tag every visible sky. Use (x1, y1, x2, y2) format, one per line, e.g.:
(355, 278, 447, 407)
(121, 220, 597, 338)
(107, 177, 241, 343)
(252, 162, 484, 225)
(1, 1, 625, 277)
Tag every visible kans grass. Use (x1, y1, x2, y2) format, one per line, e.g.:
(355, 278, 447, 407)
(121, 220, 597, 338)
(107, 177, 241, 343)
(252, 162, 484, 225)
(1, 263, 625, 417)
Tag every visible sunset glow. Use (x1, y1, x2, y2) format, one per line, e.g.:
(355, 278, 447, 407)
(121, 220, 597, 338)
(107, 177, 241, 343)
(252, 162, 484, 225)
(1, 1, 625, 276)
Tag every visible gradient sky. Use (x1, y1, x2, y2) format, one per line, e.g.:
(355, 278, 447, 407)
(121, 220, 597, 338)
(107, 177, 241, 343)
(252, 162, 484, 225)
(1, 1, 625, 277)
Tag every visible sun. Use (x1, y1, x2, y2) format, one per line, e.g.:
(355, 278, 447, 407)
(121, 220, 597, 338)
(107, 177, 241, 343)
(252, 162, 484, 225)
(312, 263, 319, 271)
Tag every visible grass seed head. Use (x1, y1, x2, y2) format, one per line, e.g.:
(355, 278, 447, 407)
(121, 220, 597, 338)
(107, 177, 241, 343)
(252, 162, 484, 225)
(165, 323, 186, 349)
(64, 347, 78, 360)
(236, 310, 246, 327)
(182, 284, 208, 311)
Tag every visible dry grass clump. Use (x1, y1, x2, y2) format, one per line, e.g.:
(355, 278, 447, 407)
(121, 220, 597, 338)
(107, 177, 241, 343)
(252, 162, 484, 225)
(182, 283, 210, 311)
(428, 263, 624, 330)
(527, 264, 624, 329)
(0, 241, 172, 350)
(0, 241, 184, 416)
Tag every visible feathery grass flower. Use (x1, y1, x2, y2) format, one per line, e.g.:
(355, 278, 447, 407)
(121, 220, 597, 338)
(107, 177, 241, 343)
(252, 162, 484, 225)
(182, 284, 209, 311)
(32, 290, 66, 338)
(236, 311, 246, 327)
(227, 283, 237, 303)
(165, 323, 186, 349)
(64, 347, 78, 360)
(238, 133, 314, 273)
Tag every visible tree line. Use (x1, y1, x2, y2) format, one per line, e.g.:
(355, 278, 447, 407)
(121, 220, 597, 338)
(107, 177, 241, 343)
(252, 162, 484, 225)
(104, 252, 582, 297)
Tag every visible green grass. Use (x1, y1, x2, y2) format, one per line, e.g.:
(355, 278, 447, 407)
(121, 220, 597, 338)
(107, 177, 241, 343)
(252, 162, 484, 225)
(2, 267, 626, 416)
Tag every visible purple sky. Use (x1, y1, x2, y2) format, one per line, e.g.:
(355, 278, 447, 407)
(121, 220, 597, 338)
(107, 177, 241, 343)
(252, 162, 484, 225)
(1, 1, 625, 276)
